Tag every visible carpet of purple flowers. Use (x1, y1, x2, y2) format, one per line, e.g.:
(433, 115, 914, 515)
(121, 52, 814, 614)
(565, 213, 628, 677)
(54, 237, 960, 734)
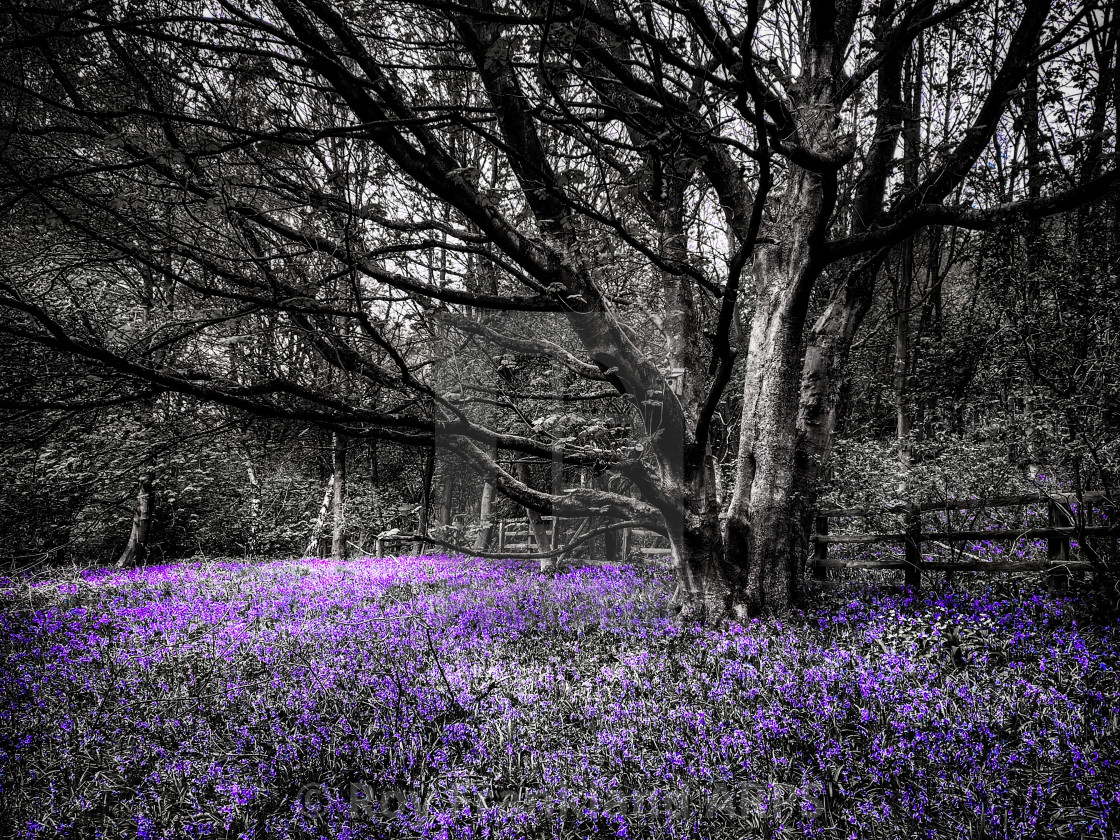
(1, 554, 1118, 839)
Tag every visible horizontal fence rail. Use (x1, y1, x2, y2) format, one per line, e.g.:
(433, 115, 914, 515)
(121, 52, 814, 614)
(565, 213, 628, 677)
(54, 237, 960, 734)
(816, 525, 1120, 545)
(819, 490, 1113, 518)
(811, 491, 1115, 590)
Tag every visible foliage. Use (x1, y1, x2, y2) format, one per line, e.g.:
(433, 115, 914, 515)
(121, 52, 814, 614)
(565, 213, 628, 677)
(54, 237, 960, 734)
(0, 406, 368, 565)
(824, 436, 1041, 511)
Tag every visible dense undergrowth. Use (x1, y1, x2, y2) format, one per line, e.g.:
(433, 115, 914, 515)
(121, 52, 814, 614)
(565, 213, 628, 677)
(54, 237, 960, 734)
(1, 555, 1117, 839)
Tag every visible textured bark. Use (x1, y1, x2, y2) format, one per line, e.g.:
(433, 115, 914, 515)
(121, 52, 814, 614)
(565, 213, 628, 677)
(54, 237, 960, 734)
(647, 164, 734, 618)
(895, 43, 922, 490)
(438, 472, 453, 528)
(473, 450, 497, 552)
(789, 4, 910, 561)
(415, 442, 434, 555)
(331, 433, 347, 561)
(793, 257, 881, 561)
(673, 442, 731, 622)
(726, 156, 834, 613)
(117, 472, 153, 567)
(894, 247, 913, 488)
(117, 259, 169, 569)
(517, 462, 556, 572)
(891, 254, 915, 481)
(727, 279, 817, 614)
(244, 453, 261, 557)
(308, 475, 333, 558)
(603, 520, 620, 563)
(722, 3, 856, 614)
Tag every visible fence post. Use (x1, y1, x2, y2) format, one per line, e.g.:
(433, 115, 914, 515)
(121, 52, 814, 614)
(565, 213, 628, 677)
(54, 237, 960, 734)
(1047, 498, 1070, 592)
(812, 514, 828, 581)
(904, 503, 922, 590)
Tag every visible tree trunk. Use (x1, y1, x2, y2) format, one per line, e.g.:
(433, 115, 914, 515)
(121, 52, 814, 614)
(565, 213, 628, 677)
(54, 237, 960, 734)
(244, 451, 261, 558)
(787, 8, 910, 576)
(588, 471, 610, 563)
(673, 441, 731, 621)
(646, 157, 732, 617)
(894, 245, 913, 489)
(793, 257, 883, 562)
(549, 451, 563, 552)
(603, 520, 620, 563)
(724, 153, 834, 614)
(117, 260, 167, 570)
(895, 42, 922, 492)
(577, 469, 594, 563)
(307, 474, 334, 558)
(438, 470, 453, 528)
(473, 446, 498, 552)
(726, 304, 812, 614)
(368, 438, 383, 531)
(331, 433, 347, 561)
(415, 442, 435, 555)
(516, 461, 556, 572)
(117, 471, 154, 567)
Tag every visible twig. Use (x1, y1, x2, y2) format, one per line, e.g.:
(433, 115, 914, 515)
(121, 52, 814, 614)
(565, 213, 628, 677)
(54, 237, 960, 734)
(424, 626, 464, 714)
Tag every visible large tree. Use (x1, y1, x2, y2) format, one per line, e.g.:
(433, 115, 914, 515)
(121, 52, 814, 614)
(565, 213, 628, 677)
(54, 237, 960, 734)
(1, 0, 1117, 615)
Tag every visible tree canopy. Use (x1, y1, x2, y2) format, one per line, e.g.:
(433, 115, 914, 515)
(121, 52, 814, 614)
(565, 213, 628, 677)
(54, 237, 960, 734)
(1, 0, 1117, 615)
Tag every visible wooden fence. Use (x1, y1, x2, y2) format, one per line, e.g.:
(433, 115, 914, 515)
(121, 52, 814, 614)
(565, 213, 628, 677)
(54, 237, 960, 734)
(496, 516, 558, 552)
(376, 515, 672, 560)
(810, 491, 1117, 589)
(373, 491, 1116, 587)
(375, 515, 563, 557)
(496, 519, 671, 561)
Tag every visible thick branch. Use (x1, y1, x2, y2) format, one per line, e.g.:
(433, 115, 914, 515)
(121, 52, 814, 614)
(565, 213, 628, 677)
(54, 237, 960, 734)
(826, 168, 1120, 261)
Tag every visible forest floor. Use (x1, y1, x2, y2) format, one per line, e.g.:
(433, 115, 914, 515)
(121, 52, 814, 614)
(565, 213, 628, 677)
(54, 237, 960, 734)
(1, 554, 1118, 839)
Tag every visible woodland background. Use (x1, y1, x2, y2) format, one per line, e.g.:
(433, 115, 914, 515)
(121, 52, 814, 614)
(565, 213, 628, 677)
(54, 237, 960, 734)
(0, 0, 1117, 578)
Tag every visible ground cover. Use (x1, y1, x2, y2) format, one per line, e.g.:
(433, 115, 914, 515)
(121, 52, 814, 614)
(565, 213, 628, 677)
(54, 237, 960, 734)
(1, 554, 1117, 839)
